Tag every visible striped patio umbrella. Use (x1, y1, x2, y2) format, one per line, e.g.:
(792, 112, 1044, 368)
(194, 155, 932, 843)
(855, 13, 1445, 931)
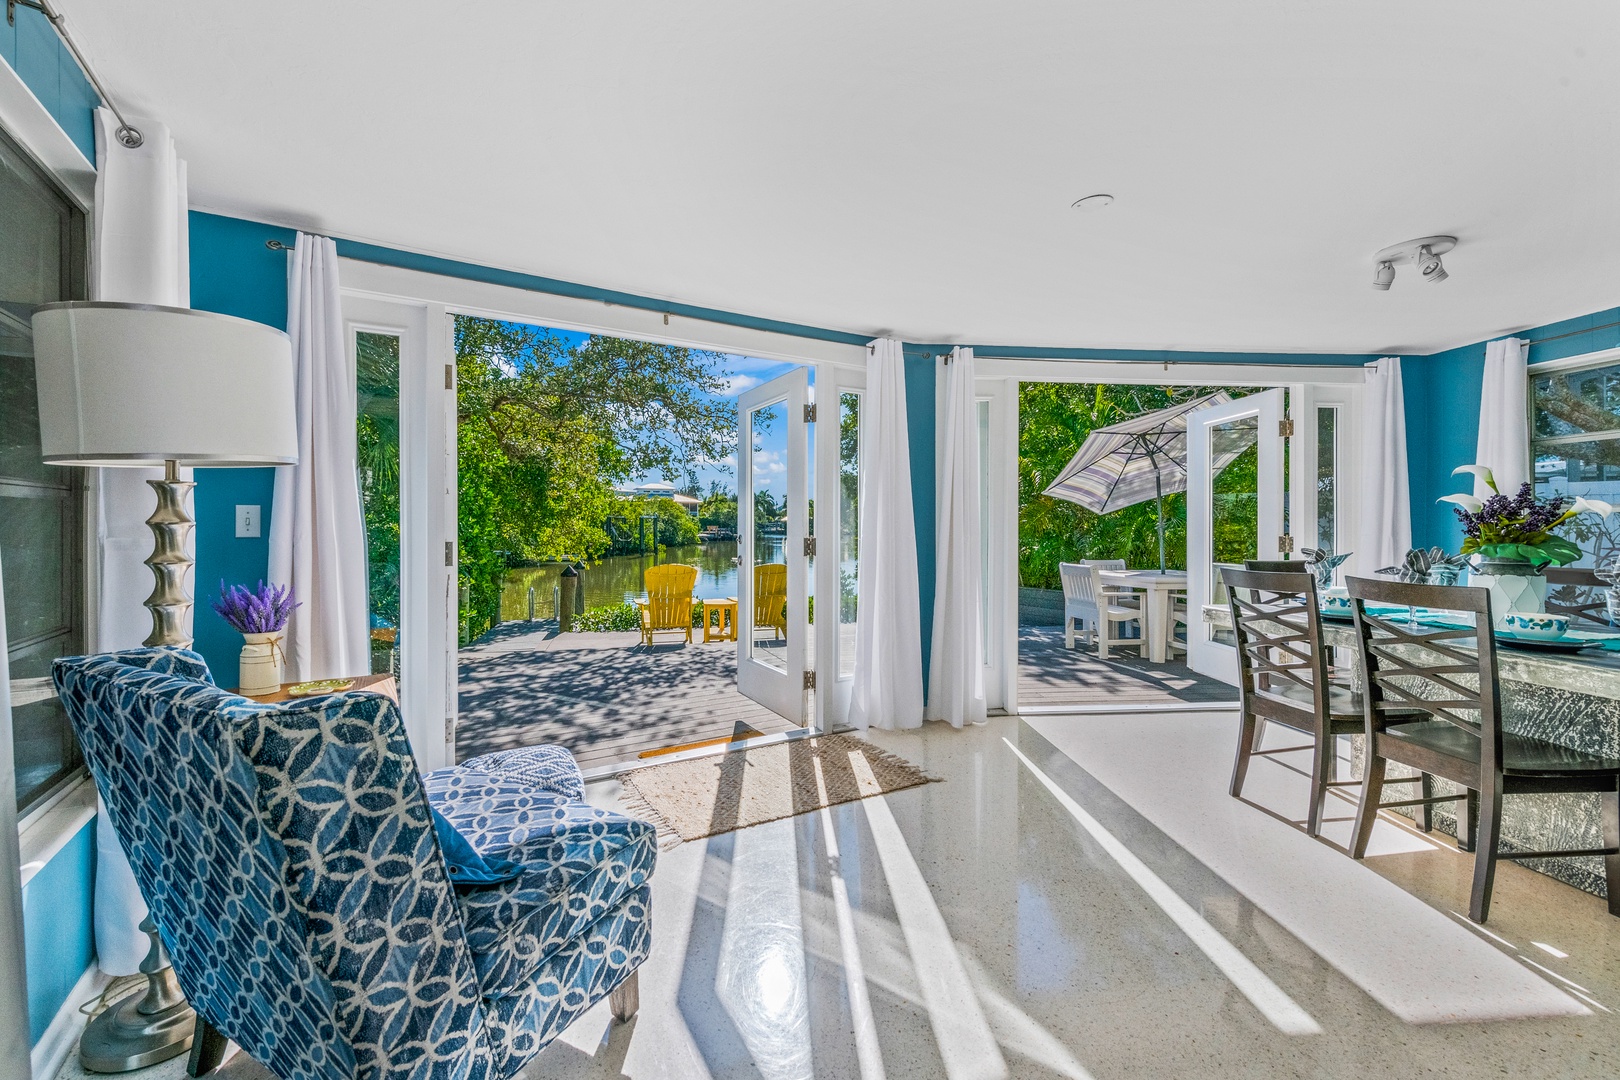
(1041, 392, 1242, 572)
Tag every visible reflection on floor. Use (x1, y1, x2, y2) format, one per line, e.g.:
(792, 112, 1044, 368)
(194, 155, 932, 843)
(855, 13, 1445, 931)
(1018, 626, 1233, 708)
(528, 714, 1618, 1079)
(457, 622, 799, 770)
(68, 713, 1620, 1080)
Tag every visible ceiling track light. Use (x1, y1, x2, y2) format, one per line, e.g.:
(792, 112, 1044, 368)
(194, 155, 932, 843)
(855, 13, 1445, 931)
(1370, 235, 1457, 290)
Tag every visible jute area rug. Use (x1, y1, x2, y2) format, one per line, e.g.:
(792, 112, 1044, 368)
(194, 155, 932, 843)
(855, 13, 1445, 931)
(619, 733, 939, 846)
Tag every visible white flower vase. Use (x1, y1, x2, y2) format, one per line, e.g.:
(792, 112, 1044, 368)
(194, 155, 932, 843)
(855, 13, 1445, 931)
(238, 632, 285, 694)
(1468, 559, 1548, 626)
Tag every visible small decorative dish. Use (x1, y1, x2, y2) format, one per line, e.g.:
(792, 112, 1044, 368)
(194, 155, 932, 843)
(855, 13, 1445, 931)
(1499, 612, 1570, 641)
(286, 678, 356, 696)
(1319, 588, 1353, 621)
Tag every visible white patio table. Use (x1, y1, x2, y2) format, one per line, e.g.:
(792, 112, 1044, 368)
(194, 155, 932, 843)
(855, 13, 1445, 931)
(1097, 569, 1188, 663)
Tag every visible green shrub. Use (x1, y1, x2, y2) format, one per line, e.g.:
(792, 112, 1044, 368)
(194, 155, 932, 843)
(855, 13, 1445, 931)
(573, 603, 642, 632)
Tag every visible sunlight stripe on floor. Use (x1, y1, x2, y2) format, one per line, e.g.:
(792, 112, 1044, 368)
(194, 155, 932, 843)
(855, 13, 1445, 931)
(1003, 738, 1323, 1036)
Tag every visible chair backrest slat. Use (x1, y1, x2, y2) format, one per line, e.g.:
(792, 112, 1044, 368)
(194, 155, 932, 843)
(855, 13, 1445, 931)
(1343, 576, 1505, 773)
(1222, 567, 1329, 719)
(1545, 566, 1610, 629)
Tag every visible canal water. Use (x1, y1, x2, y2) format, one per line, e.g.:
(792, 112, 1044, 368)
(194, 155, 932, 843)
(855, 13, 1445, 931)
(500, 540, 777, 621)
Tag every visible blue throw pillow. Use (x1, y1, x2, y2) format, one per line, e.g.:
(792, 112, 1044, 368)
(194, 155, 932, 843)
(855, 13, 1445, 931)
(430, 808, 523, 885)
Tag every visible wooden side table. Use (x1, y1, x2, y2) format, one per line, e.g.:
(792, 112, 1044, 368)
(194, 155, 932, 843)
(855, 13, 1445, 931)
(702, 598, 739, 642)
(234, 673, 398, 704)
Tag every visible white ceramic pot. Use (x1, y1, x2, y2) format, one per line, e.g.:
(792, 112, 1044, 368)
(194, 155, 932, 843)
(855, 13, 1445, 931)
(1467, 569, 1548, 625)
(239, 631, 284, 693)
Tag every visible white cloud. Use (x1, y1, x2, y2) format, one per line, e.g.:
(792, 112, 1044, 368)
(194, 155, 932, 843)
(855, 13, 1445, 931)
(721, 374, 762, 397)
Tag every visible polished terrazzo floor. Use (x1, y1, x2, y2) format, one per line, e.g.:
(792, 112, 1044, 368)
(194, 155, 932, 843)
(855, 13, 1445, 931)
(71, 713, 1620, 1080)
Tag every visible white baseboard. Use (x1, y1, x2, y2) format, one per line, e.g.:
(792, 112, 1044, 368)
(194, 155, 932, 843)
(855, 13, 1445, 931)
(32, 963, 109, 1080)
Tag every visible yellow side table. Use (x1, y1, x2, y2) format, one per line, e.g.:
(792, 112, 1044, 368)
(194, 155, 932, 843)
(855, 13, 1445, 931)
(703, 597, 739, 642)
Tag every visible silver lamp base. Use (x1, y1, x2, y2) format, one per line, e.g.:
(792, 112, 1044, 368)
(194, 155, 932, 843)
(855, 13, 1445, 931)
(79, 917, 195, 1073)
(82, 461, 200, 1072)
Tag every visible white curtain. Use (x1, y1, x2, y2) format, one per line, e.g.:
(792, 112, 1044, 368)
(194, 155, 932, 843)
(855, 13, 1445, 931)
(90, 107, 190, 976)
(849, 339, 925, 731)
(926, 348, 986, 727)
(1475, 337, 1530, 499)
(1356, 357, 1411, 575)
(268, 235, 369, 681)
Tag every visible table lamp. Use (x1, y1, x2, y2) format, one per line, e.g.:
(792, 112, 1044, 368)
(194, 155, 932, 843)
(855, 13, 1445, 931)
(30, 301, 296, 1071)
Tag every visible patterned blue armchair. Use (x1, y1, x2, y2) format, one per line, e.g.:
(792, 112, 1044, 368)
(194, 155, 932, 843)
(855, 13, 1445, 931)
(53, 648, 654, 1080)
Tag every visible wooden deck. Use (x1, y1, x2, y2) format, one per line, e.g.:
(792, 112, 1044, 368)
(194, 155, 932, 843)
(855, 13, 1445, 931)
(1017, 626, 1234, 708)
(457, 622, 799, 771)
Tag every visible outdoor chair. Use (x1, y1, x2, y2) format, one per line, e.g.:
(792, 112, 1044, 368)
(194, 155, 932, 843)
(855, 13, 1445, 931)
(1059, 562, 1099, 648)
(754, 563, 789, 640)
(638, 562, 700, 645)
(1545, 566, 1611, 629)
(53, 647, 654, 1080)
(1224, 567, 1425, 837)
(1345, 576, 1620, 922)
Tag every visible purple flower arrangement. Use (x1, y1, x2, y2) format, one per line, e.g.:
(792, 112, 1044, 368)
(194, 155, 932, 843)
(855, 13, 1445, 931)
(1438, 464, 1610, 568)
(212, 580, 299, 634)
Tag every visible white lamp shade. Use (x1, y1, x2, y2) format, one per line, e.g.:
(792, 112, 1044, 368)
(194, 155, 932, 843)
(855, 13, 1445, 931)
(30, 302, 297, 467)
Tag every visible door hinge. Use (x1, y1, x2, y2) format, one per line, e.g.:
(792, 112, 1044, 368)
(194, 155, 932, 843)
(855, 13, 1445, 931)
(804, 403, 817, 423)
(803, 536, 817, 557)
(445, 364, 454, 390)
(803, 671, 816, 690)
(445, 541, 455, 566)
(1278, 418, 1295, 438)
(1278, 534, 1295, 554)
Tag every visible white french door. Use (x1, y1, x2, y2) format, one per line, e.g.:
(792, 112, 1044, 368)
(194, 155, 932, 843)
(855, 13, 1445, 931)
(1187, 387, 1286, 682)
(737, 367, 811, 723)
(813, 365, 864, 730)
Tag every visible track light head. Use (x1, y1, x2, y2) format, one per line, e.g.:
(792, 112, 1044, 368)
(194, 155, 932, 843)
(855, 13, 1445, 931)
(1417, 245, 1448, 284)
(1372, 261, 1395, 291)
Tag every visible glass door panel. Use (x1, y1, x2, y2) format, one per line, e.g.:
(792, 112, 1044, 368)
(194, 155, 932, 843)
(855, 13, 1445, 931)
(356, 331, 402, 679)
(739, 367, 809, 723)
(1187, 388, 1284, 682)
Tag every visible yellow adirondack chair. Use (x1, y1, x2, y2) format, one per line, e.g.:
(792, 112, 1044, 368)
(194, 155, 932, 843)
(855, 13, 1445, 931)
(754, 563, 789, 640)
(636, 563, 699, 646)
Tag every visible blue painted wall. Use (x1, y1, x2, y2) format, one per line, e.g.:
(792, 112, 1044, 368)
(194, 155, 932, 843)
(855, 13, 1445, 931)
(904, 353, 937, 683)
(1407, 306, 1620, 551)
(22, 820, 95, 1044)
(188, 212, 297, 679)
(0, 4, 96, 161)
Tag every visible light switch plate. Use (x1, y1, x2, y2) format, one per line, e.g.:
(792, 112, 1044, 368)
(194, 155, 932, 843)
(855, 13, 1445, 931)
(235, 504, 261, 538)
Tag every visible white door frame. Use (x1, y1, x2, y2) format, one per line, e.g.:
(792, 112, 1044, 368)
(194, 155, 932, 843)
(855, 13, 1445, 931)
(1186, 388, 1286, 682)
(815, 364, 865, 730)
(975, 359, 1365, 713)
(339, 295, 458, 772)
(737, 368, 811, 724)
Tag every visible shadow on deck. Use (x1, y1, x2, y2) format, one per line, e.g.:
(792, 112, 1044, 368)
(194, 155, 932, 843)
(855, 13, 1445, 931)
(457, 621, 800, 771)
(1018, 626, 1235, 709)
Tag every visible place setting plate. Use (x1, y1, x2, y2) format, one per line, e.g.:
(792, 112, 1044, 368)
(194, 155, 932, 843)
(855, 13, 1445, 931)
(1491, 633, 1602, 654)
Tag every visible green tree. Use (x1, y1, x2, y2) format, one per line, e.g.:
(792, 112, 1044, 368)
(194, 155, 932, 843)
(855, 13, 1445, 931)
(700, 483, 739, 530)
(1019, 382, 1257, 589)
(454, 318, 735, 637)
(357, 332, 401, 633)
(617, 495, 702, 547)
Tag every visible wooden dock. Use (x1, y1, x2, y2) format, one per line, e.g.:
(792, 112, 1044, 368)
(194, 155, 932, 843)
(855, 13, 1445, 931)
(457, 623, 1232, 773)
(1016, 626, 1234, 708)
(457, 622, 799, 772)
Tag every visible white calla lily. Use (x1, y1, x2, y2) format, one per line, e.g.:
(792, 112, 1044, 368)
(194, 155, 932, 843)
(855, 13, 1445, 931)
(1451, 464, 1497, 492)
(1570, 496, 1614, 518)
(1437, 493, 1484, 513)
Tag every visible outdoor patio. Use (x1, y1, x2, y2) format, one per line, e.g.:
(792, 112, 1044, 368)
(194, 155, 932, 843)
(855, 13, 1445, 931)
(1017, 626, 1235, 709)
(457, 621, 800, 771)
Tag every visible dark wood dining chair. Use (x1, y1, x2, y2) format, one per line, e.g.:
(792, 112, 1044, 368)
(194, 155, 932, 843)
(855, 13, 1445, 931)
(1225, 567, 1369, 836)
(1544, 566, 1610, 629)
(1345, 575, 1620, 922)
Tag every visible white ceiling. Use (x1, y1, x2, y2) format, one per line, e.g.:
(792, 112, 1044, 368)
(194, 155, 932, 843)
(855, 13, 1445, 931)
(65, 1, 1620, 354)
